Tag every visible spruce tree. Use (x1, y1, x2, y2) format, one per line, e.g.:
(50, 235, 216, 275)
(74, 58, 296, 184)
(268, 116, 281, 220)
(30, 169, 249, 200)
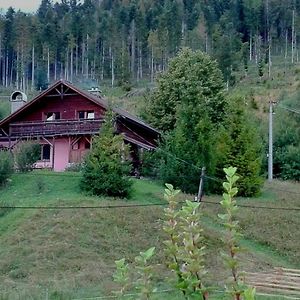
(80, 112, 132, 198)
(217, 97, 263, 196)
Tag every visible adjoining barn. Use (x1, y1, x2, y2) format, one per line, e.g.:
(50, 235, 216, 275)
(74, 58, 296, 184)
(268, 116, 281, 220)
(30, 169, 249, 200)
(0, 80, 159, 172)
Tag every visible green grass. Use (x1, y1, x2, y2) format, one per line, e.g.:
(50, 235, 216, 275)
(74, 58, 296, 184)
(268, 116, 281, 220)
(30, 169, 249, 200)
(0, 172, 299, 299)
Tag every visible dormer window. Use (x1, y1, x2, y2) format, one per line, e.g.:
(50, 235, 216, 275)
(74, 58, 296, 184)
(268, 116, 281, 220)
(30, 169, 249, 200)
(78, 110, 95, 119)
(45, 112, 60, 121)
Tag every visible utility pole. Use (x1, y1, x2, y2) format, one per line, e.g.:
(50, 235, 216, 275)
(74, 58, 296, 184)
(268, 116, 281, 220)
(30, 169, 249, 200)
(196, 167, 206, 202)
(268, 101, 276, 182)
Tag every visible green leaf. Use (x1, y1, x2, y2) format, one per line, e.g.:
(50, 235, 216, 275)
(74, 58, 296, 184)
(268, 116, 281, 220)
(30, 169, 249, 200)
(243, 287, 256, 300)
(141, 247, 156, 260)
(115, 258, 126, 268)
(165, 183, 174, 191)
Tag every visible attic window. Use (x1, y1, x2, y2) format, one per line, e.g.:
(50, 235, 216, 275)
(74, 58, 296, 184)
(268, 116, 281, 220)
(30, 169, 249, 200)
(45, 112, 60, 121)
(78, 111, 95, 119)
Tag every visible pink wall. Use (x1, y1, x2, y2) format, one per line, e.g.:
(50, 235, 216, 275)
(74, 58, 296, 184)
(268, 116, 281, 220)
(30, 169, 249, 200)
(53, 138, 70, 171)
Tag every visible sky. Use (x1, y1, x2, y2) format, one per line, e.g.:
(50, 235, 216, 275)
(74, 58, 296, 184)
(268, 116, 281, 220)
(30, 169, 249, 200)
(0, 0, 56, 13)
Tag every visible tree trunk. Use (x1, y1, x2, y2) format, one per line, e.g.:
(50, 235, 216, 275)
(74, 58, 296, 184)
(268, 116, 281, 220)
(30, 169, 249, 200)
(54, 55, 57, 80)
(47, 47, 50, 82)
(109, 46, 114, 87)
(139, 45, 142, 80)
(292, 9, 295, 63)
(249, 33, 252, 61)
(82, 41, 85, 75)
(268, 35, 272, 78)
(75, 42, 79, 76)
(16, 45, 19, 90)
(101, 42, 105, 81)
(285, 29, 288, 60)
(5, 51, 8, 87)
(181, 19, 186, 46)
(151, 46, 154, 83)
(130, 19, 135, 79)
(70, 46, 74, 82)
(31, 44, 35, 90)
(86, 34, 89, 78)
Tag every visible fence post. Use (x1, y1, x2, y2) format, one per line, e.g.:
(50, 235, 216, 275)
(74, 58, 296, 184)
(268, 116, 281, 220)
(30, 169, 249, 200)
(196, 167, 206, 202)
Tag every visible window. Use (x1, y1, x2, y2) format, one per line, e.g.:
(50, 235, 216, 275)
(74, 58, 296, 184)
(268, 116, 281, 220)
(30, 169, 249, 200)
(87, 111, 95, 119)
(41, 144, 51, 160)
(45, 112, 60, 121)
(78, 111, 95, 119)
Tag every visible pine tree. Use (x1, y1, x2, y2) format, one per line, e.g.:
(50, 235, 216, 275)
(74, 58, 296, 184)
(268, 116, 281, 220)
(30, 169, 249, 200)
(218, 97, 263, 196)
(80, 112, 132, 198)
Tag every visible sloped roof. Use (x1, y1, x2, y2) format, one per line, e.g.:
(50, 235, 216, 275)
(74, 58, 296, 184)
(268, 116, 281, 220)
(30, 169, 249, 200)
(0, 79, 159, 135)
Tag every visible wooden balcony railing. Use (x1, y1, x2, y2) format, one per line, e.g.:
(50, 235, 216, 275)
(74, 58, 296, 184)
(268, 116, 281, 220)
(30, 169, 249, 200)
(9, 118, 104, 137)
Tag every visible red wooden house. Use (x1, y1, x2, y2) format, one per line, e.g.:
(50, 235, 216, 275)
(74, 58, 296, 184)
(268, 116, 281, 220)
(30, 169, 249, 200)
(0, 80, 159, 171)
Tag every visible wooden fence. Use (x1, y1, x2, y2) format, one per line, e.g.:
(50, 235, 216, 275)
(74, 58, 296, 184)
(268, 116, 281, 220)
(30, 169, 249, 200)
(245, 268, 300, 299)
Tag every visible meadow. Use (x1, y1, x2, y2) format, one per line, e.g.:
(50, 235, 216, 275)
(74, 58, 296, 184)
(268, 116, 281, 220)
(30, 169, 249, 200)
(0, 171, 299, 299)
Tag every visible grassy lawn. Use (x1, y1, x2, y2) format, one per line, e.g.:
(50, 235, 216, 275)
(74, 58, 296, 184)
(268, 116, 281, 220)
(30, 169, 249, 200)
(0, 172, 299, 299)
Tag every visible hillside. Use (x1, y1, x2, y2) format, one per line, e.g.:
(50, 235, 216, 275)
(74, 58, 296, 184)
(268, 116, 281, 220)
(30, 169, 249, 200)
(0, 172, 299, 299)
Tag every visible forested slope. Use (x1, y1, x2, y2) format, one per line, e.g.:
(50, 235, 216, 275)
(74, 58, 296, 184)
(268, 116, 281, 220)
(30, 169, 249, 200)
(0, 0, 300, 90)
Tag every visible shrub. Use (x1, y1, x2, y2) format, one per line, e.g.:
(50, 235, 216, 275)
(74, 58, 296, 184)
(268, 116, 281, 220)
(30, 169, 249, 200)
(0, 151, 14, 186)
(65, 162, 83, 172)
(80, 112, 132, 198)
(15, 142, 41, 172)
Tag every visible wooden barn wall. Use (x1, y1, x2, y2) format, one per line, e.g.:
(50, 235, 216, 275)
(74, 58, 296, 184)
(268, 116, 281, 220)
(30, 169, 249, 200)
(11, 95, 106, 123)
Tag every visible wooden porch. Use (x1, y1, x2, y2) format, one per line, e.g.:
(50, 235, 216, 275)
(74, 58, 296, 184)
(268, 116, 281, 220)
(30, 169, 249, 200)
(9, 118, 104, 137)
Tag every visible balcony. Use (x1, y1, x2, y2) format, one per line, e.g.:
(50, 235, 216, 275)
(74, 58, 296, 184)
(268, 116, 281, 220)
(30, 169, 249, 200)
(9, 118, 104, 137)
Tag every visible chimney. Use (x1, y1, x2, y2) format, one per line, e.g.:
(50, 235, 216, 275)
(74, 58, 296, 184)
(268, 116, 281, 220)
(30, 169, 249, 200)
(10, 91, 27, 113)
(88, 86, 102, 98)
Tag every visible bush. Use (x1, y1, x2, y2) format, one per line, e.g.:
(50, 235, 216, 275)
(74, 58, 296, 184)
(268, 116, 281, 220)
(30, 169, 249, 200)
(15, 142, 41, 172)
(65, 162, 83, 172)
(80, 112, 132, 198)
(0, 151, 14, 186)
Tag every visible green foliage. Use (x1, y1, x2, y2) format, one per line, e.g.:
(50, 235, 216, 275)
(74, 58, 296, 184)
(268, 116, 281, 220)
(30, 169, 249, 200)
(219, 167, 256, 300)
(134, 247, 156, 299)
(80, 112, 132, 198)
(145, 49, 263, 196)
(15, 142, 41, 172)
(114, 174, 256, 299)
(65, 162, 83, 172)
(145, 48, 228, 194)
(113, 248, 156, 299)
(216, 97, 263, 196)
(278, 146, 300, 180)
(113, 258, 130, 298)
(258, 59, 264, 78)
(273, 103, 300, 181)
(0, 151, 14, 187)
(35, 67, 48, 91)
(163, 184, 208, 299)
(145, 48, 226, 132)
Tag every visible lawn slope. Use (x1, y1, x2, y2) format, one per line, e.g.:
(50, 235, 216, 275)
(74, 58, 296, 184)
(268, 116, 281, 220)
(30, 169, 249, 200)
(0, 172, 299, 299)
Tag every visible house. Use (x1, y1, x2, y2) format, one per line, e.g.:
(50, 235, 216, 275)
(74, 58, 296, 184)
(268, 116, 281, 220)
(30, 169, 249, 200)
(0, 80, 159, 171)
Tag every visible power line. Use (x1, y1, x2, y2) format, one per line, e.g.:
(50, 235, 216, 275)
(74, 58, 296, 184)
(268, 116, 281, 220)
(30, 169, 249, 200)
(0, 203, 169, 210)
(1, 200, 299, 211)
(277, 104, 300, 115)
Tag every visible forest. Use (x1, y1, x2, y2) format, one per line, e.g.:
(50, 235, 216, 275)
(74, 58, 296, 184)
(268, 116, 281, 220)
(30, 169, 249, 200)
(0, 0, 300, 186)
(1, 0, 300, 90)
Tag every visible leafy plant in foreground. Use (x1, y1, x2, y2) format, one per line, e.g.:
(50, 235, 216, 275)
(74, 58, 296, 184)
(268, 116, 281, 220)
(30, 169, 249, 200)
(113, 167, 256, 299)
(219, 167, 256, 300)
(113, 247, 156, 299)
(163, 183, 208, 299)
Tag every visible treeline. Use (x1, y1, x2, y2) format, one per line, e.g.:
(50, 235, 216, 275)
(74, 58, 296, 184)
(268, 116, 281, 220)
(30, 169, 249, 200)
(1, 0, 300, 90)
